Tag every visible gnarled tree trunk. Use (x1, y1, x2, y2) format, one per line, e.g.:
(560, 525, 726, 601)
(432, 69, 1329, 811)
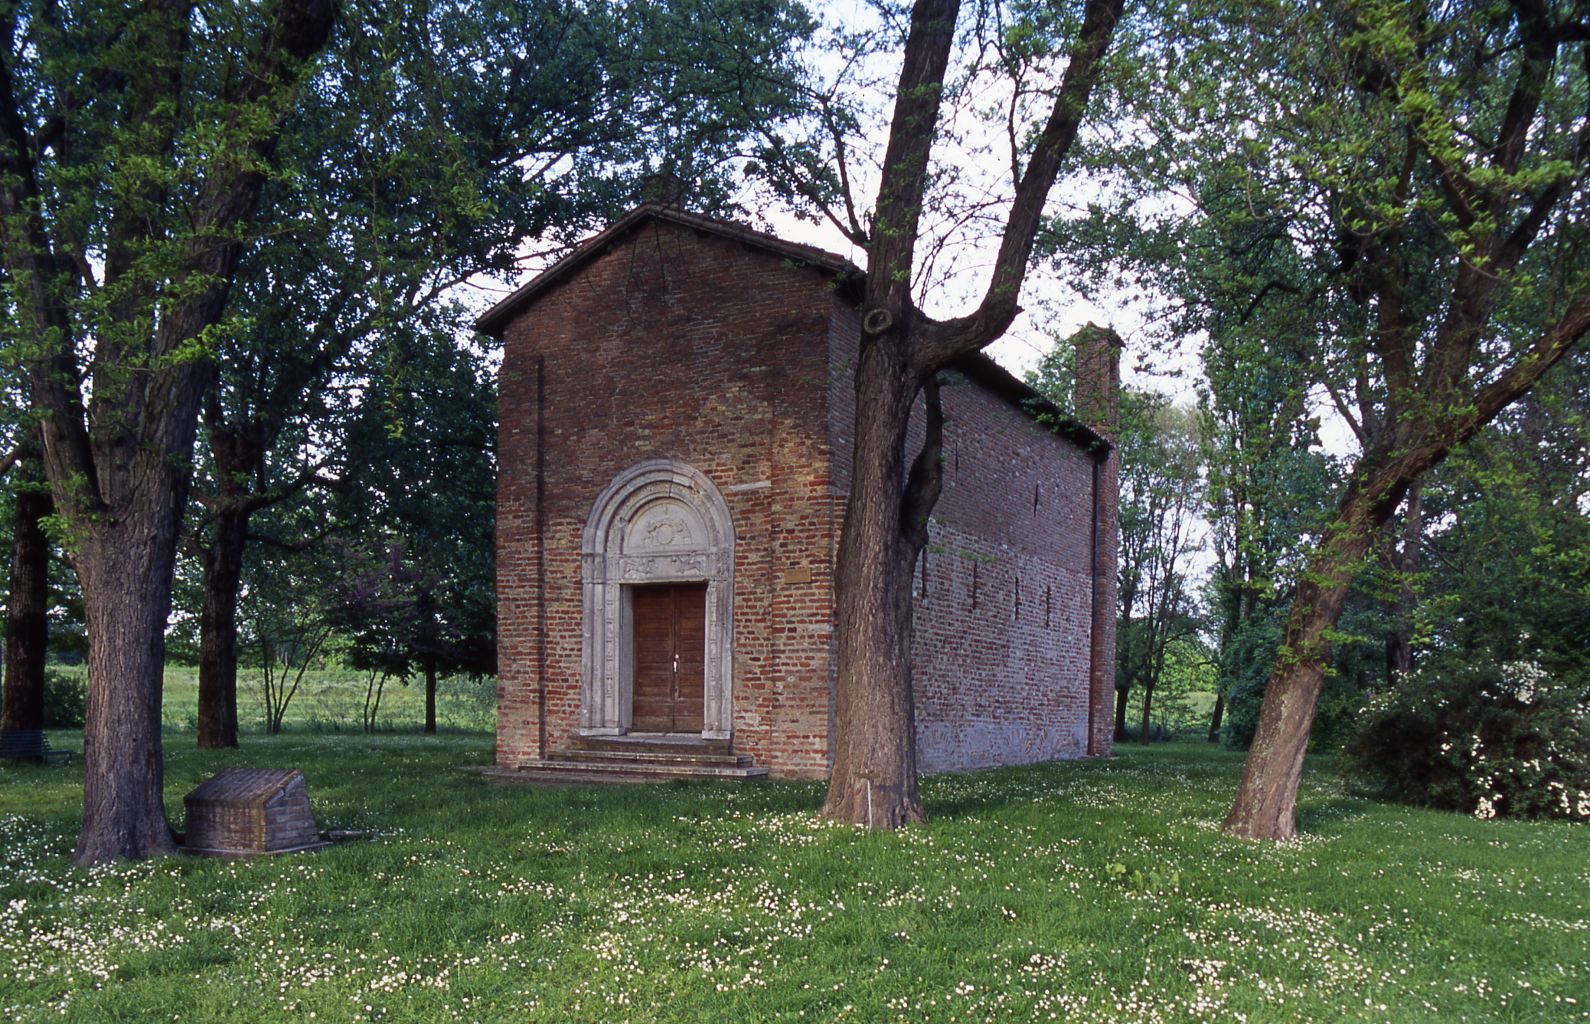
(1, 449, 52, 732)
(73, 506, 187, 863)
(1225, 408, 1480, 838)
(1221, 507, 1379, 840)
(823, 341, 930, 828)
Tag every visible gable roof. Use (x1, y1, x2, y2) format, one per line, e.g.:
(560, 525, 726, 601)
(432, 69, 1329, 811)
(948, 351, 1108, 457)
(475, 205, 1108, 456)
(473, 204, 861, 338)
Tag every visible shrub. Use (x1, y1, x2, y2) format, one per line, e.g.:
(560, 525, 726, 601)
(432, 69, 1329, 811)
(42, 668, 87, 728)
(1344, 660, 1590, 821)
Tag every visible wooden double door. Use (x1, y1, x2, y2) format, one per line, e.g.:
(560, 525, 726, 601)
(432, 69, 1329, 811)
(630, 583, 706, 733)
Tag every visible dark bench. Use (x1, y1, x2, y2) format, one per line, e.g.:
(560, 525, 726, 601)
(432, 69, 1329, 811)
(0, 729, 72, 765)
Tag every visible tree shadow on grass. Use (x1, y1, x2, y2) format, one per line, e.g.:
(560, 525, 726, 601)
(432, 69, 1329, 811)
(1294, 796, 1371, 834)
(919, 763, 1095, 822)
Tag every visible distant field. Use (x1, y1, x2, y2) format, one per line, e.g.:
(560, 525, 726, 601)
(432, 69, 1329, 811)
(3, 739, 1584, 1022)
(1118, 689, 1220, 740)
(47, 663, 498, 736)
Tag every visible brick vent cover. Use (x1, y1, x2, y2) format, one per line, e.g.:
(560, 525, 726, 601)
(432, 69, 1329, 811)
(182, 768, 323, 858)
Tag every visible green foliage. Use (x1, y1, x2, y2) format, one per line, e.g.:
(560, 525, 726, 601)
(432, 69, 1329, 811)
(1147, 636, 1219, 735)
(39, 669, 84, 729)
(1346, 661, 1590, 822)
(1221, 603, 1374, 752)
(328, 327, 497, 682)
(1220, 609, 1280, 750)
(1416, 349, 1590, 679)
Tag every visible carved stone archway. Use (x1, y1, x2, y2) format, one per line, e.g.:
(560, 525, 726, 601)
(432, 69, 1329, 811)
(581, 460, 734, 737)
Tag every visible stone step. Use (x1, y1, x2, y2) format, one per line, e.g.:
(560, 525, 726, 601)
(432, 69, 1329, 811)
(476, 760, 768, 786)
(547, 747, 755, 768)
(570, 734, 734, 757)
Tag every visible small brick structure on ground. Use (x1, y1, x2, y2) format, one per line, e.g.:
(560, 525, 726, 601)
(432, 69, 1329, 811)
(182, 768, 327, 858)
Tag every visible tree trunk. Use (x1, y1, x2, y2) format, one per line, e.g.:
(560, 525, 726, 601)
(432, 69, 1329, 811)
(73, 516, 183, 864)
(1138, 680, 1156, 744)
(822, 339, 926, 829)
(424, 657, 437, 734)
(1, 455, 52, 732)
(1206, 691, 1224, 743)
(1113, 609, 1135, 743)
(816, 0, 1118, 827)
(196, 505, 248, 748)
(1222, 489, 1384, 841)
(1384, 484, 1421, 685)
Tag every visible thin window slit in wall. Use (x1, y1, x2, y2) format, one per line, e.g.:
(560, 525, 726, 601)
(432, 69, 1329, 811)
(920, 551, 929, 600)
(970, 561, 979, 610)
(1044, 584, 1052, 628)
(1014, 575, 1021, 620)
(1033, 484, 1040, 515)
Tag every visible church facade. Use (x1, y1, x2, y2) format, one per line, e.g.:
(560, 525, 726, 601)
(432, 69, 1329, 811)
(481, 205, 1118, 780)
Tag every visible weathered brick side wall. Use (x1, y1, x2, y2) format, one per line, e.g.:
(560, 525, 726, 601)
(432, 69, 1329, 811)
(907, 378, 1099, 772)
(497, 220, 841, 778)
(825, 338, 1109, 773)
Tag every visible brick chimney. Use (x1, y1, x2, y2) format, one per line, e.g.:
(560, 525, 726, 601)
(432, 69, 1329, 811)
(1072, 322, 1122, 442)
(1069, 322, 1121, 757)
(639, 169, 689, 208)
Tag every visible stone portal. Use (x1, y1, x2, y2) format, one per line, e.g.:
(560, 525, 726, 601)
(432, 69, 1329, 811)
(581, 459, 735, 738)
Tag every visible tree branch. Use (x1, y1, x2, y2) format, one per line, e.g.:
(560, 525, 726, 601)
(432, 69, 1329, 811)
(0, 10, 99, 509)
(901, 374, 944, 553)
(918, 0, 1124, 368)
(1465, 293, 1590, 437)
(864, 0, 963, 330)
(1492, 0, 1556, 180)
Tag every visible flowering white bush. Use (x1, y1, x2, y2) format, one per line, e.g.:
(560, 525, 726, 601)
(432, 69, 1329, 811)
(1345, 660, 1590, 821)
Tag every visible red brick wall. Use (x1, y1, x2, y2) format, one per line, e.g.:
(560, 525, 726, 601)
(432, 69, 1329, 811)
(914, 379, 1101, 772)
(496, 220, 840, 777)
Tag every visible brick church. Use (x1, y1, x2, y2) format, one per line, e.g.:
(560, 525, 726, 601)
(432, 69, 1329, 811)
(479, 205, 1119, 781)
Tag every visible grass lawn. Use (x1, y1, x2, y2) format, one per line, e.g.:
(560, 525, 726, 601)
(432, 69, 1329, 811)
(2, 733, 1585, 1023)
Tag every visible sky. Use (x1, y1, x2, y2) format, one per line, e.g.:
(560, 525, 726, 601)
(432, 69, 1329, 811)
(740, 0, 1203, 401)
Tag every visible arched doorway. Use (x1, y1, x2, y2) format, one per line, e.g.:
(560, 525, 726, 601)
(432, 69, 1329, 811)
(580, 460, 734, 738)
